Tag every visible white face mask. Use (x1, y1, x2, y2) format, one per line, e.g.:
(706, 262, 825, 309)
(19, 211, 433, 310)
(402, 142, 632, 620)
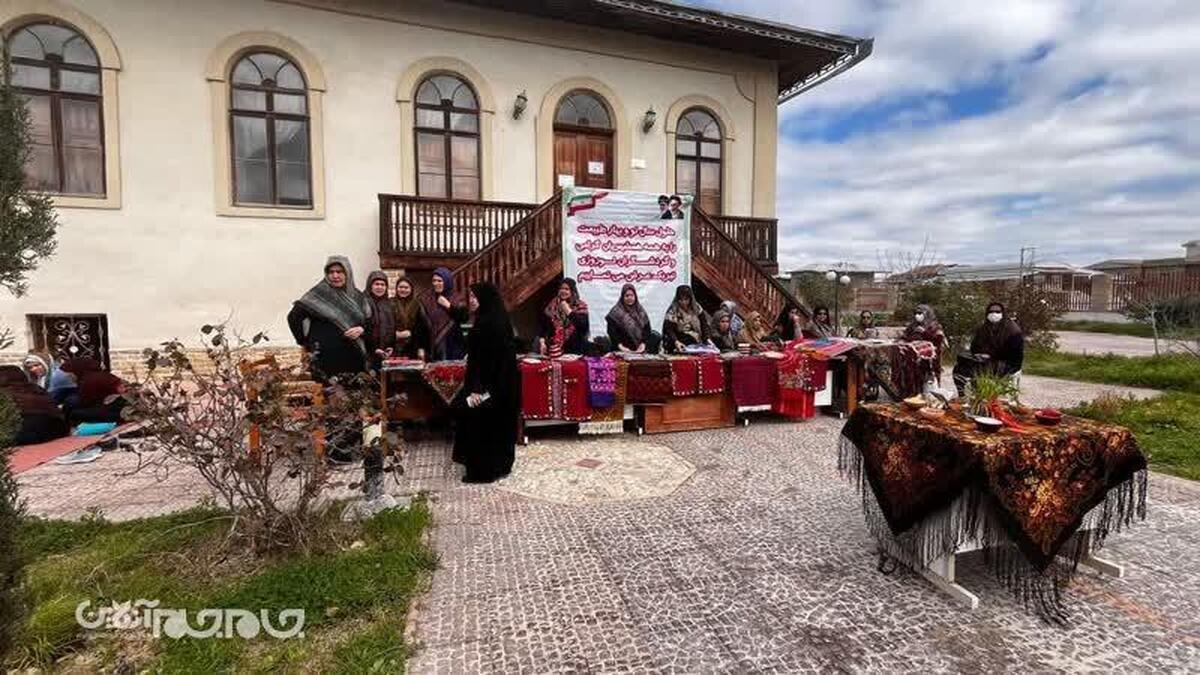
(914, 313, 925, 323)
(987, 312, 1003, 324)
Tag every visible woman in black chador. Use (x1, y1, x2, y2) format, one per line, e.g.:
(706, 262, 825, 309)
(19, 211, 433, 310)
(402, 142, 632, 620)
(453, 282, 520, 483)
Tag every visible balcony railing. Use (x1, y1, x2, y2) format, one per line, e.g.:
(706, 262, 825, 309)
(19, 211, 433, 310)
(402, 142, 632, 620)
(378, 194, 778, 269)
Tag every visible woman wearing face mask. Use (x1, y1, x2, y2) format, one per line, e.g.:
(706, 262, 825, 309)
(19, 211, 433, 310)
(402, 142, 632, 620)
(419, 267, 468, 361)
(953, 302, 1025, 395)
(803, 306, 836, 339)
(539, 278, 590, 357)
(288, 256, 372, 382)
(902, 303, 947, 365)
(391, 277, 427, 360)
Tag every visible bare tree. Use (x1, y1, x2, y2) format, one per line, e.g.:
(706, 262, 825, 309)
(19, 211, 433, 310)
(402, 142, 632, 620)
(878, 234, 942, 283)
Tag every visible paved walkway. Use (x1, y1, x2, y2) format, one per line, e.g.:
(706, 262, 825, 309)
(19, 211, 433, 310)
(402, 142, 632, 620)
(17, 376, 1197, 672)
(1055, 331, 1181, 357)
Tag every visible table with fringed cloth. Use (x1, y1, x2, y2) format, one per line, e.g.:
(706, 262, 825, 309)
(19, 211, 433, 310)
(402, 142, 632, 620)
(839, 403, 1148, 621)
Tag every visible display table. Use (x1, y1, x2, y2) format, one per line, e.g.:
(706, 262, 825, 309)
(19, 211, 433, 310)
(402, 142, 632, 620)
(640, 392, 736, 434)
(839, 403, 1148, 620)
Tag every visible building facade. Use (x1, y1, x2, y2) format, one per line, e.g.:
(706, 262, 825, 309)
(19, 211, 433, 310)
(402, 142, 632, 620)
(0, 0, 868, 365)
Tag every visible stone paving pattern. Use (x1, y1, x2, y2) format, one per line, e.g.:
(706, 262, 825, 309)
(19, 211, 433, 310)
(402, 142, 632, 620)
(17, 376, 1199, 672)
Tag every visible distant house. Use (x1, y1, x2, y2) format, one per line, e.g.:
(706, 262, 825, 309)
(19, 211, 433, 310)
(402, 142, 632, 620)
(1091, 241, 1200, 278)
(1090, 241, 1200, 311)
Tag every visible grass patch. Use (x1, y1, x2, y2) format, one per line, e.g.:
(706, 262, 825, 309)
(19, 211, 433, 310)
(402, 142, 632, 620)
(1024, 352, 1200, 394)
(1068, 393, 1200, 481)
(9, 499, 436, 672)
(1053, 320, 1156, 338)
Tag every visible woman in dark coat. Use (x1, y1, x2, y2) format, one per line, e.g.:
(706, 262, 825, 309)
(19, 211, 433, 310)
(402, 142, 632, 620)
(391, 277, 427, 360)
(774, 303, 805, 343)
(803, 306, 836, 339)
(0, 365, 68, 444)
(539, 278, 590, 357)
(59, 358, 126, 425)
(662, 284, 710, 353)
(363, 270, 397, 370)
(709, 309, 739, 352)
(419, 267, 468, 361)
(287, 256, 372, 382)
(453, 282, 519, 483)
(953, 302, 1026, 394)
(606, 284, 659, 353)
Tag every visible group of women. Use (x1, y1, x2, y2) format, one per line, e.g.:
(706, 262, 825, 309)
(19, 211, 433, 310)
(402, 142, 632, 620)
(1, 354, 127, 446)
(288, 258, 518, 485)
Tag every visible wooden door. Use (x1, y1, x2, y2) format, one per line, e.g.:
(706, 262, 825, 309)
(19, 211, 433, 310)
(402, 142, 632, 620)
(553, 128, 613, 191)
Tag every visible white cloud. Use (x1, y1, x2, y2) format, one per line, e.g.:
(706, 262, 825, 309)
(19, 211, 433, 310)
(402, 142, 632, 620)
(696, 0, 1200, 270)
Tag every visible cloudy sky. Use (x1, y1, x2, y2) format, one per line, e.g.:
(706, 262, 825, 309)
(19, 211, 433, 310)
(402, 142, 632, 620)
(693, 0, 1199, 272)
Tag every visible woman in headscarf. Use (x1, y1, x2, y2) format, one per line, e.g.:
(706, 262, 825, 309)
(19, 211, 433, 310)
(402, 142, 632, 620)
(59, 357, 127, 424)
(953, 302, 1025, 395)
(606, 284, 660, 353)
(719, 300, 745, 337)
(803, 306, 836, 339)
(774, 303, 806, 343)
(419, 267, 467, 361)
(288, 256, 372, 382)
(21, 353, 77, 405)
(902, 303, 947, 361)
(742, 311, 776, 350)
(709, 309, 739, 352)
(391, 277, 427, 360)
(539, 278, 590, 357)
(847, 310, 880, 339)
(363, 271, 397, 370)
(0, 365, 68, 444)
(453, 282, 519, 483)
(662, 285, 710, 353)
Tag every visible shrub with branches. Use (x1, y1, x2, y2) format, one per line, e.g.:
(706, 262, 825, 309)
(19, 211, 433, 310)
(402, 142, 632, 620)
(125, 324, 405, 555)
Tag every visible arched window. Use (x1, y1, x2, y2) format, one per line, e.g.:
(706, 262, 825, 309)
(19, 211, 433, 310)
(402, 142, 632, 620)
(4, 22, 104, 196)
(555, 91, 612, 129)
(414, 74, 480, 199)
(229, 51, 311, 206)
(675, 108, 722, 214)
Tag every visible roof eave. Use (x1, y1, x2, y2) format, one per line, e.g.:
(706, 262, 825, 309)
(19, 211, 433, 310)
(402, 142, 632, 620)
(779, 36, 873, 103)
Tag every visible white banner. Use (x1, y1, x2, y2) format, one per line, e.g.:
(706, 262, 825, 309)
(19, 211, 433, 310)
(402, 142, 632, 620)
(562, 188, 692, 338)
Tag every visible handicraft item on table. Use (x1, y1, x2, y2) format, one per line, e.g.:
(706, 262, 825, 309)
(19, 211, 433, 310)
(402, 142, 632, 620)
(730, 356, 778, 410)
(421, 360, 467, 405)
(580, 360, 629, 435)
(839, 403, 1148, 620)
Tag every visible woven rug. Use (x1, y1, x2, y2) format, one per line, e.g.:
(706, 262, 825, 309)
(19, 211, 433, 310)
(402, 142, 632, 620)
(580, 361, 628, 435)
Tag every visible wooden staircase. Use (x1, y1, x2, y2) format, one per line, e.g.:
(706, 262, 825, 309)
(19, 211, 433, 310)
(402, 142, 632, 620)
(451, 193, 806, 320)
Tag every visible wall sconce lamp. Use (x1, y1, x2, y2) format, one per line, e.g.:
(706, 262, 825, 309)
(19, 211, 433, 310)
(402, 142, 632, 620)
(642, 107, 657, 133)
(512, 90, 528, 120)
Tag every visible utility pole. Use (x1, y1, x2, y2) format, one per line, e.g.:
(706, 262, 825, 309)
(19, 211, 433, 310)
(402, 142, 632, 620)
(1018, 246, 1036, 308)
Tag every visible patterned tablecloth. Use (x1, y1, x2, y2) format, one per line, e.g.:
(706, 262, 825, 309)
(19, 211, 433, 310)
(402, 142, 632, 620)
(839, 403, 1147, 619)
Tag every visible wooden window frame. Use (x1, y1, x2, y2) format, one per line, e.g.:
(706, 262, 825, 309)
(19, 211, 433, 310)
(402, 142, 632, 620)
(674, 107, 722, 214)
(413, 74, 481, 200)
(4, 20, 105, 197)
(228, 50, 313, 208)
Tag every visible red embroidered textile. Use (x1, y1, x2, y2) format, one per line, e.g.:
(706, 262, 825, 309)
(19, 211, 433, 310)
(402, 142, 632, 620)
(422, 361, 466, 405)
(773, 349, 828, 419)
(627, 360, 672, 403)
(697, 357, 725, 394)
(556, 360, 591, 421)
(670, 358, 699, 396)
(520, 361, 553, 419)
(731, 356, 777, 407)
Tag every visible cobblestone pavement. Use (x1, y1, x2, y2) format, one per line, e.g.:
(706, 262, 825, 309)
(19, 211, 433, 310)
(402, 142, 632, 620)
(1055, 330, 1184, 357)
(18, 376, 1197, 673)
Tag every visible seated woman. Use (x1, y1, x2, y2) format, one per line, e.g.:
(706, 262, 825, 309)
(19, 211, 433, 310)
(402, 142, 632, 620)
(741, 311, 778, 350)
(22, 353, 77, 405)
(420, 267, 468, 361)
(606, 284, 660, 353)
(709, 309, 740, 352)
(902, 303, 947, 362)
(847, 310, 880, 339)
(539, 278, 589, 357)
(803, 306, 836, 339)
(391, 277, 427, 360)
(719, 300, 745, 337)
(363, 270, 397, 370)
(953, 302, 1025, 395)
(287, 256, 372, 383)
(59, 358, 127, 425)
(662, 285, 710, 353)
(774, 303, 806, 344)
(0, 365, 68, 445)
(453, 282, 519, 483)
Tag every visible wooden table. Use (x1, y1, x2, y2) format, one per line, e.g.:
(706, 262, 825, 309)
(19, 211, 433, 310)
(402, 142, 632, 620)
(379, 368, 444, 423)
(640, 391, 736, 434)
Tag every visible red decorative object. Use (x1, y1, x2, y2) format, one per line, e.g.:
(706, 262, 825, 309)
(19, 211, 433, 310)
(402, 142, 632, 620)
(422, 361, 467, 405)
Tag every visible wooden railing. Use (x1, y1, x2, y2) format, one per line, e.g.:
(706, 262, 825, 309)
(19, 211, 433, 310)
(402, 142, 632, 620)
(691, 209, 804, 321)
(378, 194, 539, 257)
(453, 192, 564, 306)
(711, 215, 778, 267)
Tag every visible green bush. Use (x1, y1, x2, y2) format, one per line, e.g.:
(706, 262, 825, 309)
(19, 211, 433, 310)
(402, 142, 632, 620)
(1125, 293, 1200, 330)
(895, 280, 1064, 356)
(0, 393, 24, 660)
